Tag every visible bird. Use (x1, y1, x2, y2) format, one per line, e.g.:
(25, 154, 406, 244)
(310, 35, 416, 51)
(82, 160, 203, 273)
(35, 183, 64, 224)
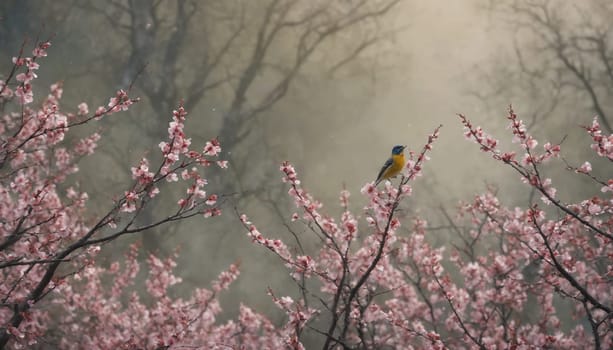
(374, 145, 406, 185)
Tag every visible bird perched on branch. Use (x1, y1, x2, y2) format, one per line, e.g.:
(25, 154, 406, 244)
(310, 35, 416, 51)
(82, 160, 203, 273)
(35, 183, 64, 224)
(374, 145, 406, 185)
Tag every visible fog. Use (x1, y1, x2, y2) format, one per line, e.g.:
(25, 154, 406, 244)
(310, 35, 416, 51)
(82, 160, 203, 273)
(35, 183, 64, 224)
(1, 0, 609, 345)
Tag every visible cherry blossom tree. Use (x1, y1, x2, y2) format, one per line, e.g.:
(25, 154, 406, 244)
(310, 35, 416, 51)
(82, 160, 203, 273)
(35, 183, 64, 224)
(237, 107, 610, 349)
(1, 40, 611, 349)
(0, 40, 233, 348)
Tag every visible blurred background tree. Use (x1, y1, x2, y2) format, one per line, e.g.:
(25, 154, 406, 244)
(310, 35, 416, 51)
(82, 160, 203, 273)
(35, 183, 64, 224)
(473, 0, 613, 133)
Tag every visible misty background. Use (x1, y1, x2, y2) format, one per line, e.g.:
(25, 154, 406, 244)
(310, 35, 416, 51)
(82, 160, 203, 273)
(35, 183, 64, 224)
(2, 0, 611, 343)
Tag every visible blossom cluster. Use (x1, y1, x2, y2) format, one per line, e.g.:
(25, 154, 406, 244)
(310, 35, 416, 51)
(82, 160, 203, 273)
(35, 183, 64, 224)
(54, 245, 283, 349)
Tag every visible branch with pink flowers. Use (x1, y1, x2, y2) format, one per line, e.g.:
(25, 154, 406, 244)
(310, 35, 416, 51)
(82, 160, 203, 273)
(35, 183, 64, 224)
(459, 107, 613, 242)
(0, 40, 227, 348)
(237, 126, 443, 349)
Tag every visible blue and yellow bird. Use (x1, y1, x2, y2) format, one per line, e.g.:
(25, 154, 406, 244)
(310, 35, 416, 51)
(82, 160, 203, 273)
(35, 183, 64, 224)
(374, 145, 406, 185)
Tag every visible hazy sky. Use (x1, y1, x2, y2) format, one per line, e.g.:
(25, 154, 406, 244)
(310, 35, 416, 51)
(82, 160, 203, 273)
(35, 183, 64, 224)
(293, 0, 516, 210)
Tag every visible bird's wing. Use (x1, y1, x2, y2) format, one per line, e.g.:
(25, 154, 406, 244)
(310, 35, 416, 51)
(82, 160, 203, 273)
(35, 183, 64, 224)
(375, 157, 393, 184)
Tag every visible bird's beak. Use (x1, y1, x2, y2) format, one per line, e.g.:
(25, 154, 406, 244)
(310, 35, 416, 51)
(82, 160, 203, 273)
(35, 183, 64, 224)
(402, 145, 407, 150)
